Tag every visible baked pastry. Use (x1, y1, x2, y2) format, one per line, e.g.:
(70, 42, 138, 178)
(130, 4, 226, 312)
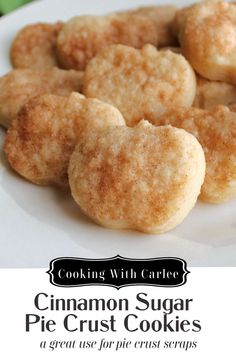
(155, 106, 236, 203)
(68, 120, 205, 233)
(177, 1, 236, 84)
(56, 14, 158, 70)
(11, 22, 63, 69)
(121, 5, 177, 47)
(83, 44, 196, 126)
(4, 93, 125, 186)
(0, 68, 84, 128)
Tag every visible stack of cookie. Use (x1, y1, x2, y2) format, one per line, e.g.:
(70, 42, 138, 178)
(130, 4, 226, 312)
(1, 1, 236, 234)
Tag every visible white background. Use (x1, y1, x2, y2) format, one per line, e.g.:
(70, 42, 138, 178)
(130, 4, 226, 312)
(0, 268, 235, 353)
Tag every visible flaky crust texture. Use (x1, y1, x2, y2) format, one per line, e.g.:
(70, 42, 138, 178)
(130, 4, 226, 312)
(178, 1, 236, 84)
(194, 76, 236, 110)
(121, 5, 177, 47)
(11, 22, 63, 69)
(68, 121, 205, 234)
(0, 68, 84, 128)
(156, 106, 236, 203)
(83, 44, 196, 126)
(56, 14, 158, 70)
(4, 93, 125, 187)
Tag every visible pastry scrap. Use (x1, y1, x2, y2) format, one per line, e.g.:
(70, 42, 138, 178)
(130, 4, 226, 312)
(68, 121, 205, 234)
(0, 68, 84, 128)
(56, 14, 158, 70)
(177, 1, 236, 84)
(11, 22, 63, 70)
(4, 93, 125, 187)
(83, 44, 196, 126)
(121, 5, 177, 47)
(194, 76, 236, 109)
(155, 106, 236, 204)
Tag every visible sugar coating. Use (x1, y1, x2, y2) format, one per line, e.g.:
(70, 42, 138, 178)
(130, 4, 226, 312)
(56, 14, 158, 70)
(155, 106, 236, 203)
(0, 68, 84, 128)
(4, 93, 125, 187)
(11, 22, 63, 69)
(178, 1, 236, 84)
(83, 44, 196, 126)
(68, 121, 205, 234)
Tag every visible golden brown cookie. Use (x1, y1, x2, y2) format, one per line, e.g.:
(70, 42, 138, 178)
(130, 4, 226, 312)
(11, 22, 63, 69)
(121, 5, 177, 47)
(4, 93, 125, 187)
(178, 1, 236, 84)
(56, 14, 158, 70)
(68, 120, 205, 234)
(155, 106, 236, 204)
(0, 68, 84, 128)
(83, 44, 196, 126)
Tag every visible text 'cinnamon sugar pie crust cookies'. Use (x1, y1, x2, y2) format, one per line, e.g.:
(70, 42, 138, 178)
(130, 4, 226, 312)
(56, 13, 158, 71)
(154, 106, 236, 204)
(4, 93, 125, 187)
(0, 68, 84, 128)
(11, 22, 63, 70)
(83, 44, 196, 127)
(68, 121, 205, 234)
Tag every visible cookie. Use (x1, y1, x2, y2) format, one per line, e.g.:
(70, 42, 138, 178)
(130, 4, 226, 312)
(83, 44, 196, 126)
(178, 1, 236, 84)
(155, 106, 236, 203)
(56, 14, 158, 70)
(68, 120, 205, 234)
(11, 22, 63, 69)
(0, 68, 84, 128)
(4, 93, 125, 187)
(121, 5, 177, 47)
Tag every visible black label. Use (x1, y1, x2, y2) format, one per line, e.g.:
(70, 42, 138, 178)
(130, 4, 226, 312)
(47, 256, 189, 289)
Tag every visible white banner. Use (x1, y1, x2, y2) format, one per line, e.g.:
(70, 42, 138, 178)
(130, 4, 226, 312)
(0, 268, 235, 353)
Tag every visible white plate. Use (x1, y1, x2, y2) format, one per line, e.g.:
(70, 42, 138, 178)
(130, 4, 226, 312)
(0, 0, 236, 267)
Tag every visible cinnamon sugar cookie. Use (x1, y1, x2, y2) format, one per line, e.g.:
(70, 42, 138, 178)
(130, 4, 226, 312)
(178, 1, 236, 84)
(11, 22, 63, 69)
(4, 93, 125, 187)
(68, 121, 205, 234)
(0, 68, 84, 128)
(56, 14, 158, 70)
(155, 106, 236, 203)
(83, 44, 196, 126)
(122, 5, 177, 47)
